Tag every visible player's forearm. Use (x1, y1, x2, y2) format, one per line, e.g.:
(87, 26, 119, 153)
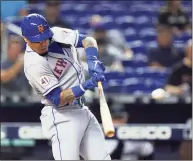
(59, 77, 98, 106)
(48, 78, 97, 107)
(46, 86, 84, 107)
(59, 84, 87, 106)
(1, 60, 23, 83)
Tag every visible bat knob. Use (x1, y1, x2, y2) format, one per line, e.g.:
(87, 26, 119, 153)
(106, 131, 115, 138)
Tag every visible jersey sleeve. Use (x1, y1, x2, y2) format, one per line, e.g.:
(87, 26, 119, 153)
(25, 63, 60, 96)
(51, 27, 79, 47)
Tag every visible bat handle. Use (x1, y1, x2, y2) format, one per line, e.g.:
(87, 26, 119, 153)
(98, 82, 103, 95)
(98, 81, 102, 88)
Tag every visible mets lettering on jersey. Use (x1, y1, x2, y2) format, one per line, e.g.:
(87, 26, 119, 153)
(54, 59, 67, 79)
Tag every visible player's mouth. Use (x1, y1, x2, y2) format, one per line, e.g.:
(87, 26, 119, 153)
(41, 48, 48, 52)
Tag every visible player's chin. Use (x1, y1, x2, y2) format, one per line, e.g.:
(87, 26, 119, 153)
(39, 49, 48, 54)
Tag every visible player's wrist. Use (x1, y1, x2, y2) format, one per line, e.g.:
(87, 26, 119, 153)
(85, 47, 98, 60)
(71, 84, 85, 98)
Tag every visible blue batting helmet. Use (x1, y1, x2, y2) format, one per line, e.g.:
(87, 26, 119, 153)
(21, 13, 53, 42)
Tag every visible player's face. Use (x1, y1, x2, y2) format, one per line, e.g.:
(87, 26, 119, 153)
(26, 39, 49, 54)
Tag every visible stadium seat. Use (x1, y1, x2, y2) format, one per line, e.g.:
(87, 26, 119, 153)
(28, 3, 44, 14)
(102, 22, 118, 29)
(105, 72, 125, 80)
(123, 83, 155, 94)
(174, 33, 192, 43)
(128, 40, 147, 54)
(145, 41, 158, 48)
(115, 16, 135, 29)
(124, 28, 138, 41)
(134, 67, 170, 79)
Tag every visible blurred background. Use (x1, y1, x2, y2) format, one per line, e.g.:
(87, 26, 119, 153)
(0, 0, 192, 160)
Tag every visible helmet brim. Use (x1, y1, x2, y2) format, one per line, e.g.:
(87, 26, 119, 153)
(25, 29, 53, 43)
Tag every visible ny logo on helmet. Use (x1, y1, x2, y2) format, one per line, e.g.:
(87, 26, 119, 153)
(38, 25, 44, 33)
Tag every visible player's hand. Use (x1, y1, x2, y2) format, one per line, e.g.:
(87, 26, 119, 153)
(92, 72, 106, 82)
(82, 75, 106, 90)
(72, 75, 106, 98)
(87, 59, 106, 77)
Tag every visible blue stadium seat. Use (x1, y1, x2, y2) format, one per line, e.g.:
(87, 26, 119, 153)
(76, 21, 89, 29)
(128, 40, 147, 54)
(124, 28, 138, 41)
(92, 5, 114, 15)
(122, 83, 153, 94)
(102, 22, 118, 29)
(103, 15, 114, 23)
(104, 76, 167, 94)
(134, 60, 148, 67)
(174, 33, 192, 43)
(60, 13, 77, 23)
(141, 35, 157, 42)
(145, 41, 157, 48)
(75, 28, 89, 34)
(28, 3, 44, 14)
(115, 16, 135, 29)
(122, 60, 148, 68)
(135, 16, 152, 25)
(105, 72, 125, 80)
(130, 10, 155, 17)
(61, 3, 74, 11)
(134, 67, 170, 79)
(133, 53, 148, 62)
(73, 3, 89, 12)
(104, 85, 125, 93)
(139, 28, 156, 37)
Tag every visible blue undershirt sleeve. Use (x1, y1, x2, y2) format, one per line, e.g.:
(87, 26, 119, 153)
(45, 87, 61, 106)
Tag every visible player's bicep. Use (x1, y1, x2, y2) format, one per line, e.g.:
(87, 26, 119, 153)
(51, 27, 80, 47)
(60, 28, 85, 48)
(25, 64, 59, 96)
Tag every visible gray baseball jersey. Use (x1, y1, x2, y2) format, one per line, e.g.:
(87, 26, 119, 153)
(24, 27, 111, 160)
(24, 27, 85, 106)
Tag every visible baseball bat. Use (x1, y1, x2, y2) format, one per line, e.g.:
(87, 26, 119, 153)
(98, 82, 115, 137)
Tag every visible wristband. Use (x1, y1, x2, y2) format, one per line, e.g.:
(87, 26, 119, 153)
(72, 84, 85, 98)
(85, 47, 98, 60)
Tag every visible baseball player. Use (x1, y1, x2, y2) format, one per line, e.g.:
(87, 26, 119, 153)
(21, 13, 111, 160)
